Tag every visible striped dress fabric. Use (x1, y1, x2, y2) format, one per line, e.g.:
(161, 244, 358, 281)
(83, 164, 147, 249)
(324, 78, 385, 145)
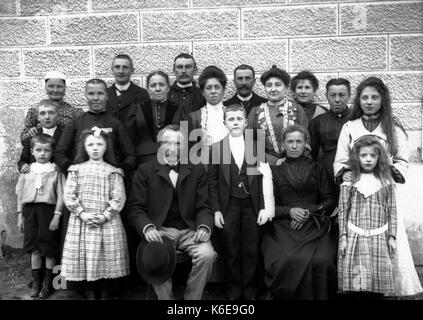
(337, 175, 397, 295)
(61, 161, 129, 281)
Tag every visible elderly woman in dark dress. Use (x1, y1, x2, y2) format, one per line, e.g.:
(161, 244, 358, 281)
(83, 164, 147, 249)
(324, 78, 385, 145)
(248, 65, 308, 165)
(128, 70, 182, 165)
(261, 124, 337, 300)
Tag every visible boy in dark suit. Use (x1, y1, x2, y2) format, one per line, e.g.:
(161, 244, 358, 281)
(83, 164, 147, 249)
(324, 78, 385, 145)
(208, 104, 270, 300)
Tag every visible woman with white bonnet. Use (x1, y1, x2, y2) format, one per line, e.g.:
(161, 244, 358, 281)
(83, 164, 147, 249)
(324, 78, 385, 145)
(20, 70, 84, 143)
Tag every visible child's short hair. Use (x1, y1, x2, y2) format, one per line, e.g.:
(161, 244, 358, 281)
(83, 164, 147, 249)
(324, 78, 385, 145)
(73, 128, 117, 166)
(35, 99, 58, 114)
(350, 135, 392, 184)
(282, 124, 310, 143)
(223, 104, 247, 120)
(30, 134, 54, 149)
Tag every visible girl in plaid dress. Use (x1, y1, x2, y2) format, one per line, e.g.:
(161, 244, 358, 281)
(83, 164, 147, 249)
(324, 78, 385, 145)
(61, 129, 129, 299)
(338, 136, 397, 297)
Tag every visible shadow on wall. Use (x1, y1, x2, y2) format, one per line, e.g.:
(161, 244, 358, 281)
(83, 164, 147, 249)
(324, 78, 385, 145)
(0, 106, 25, 248)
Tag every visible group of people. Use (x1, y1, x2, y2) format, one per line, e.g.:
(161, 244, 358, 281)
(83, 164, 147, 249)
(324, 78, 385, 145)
(15, 52, 423, 300)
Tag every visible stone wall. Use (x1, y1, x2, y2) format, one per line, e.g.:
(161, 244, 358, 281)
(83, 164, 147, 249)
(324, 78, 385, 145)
(0, 0, 422, 262)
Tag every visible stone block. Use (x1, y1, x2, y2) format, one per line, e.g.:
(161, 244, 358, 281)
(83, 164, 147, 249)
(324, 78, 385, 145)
(243, 5, 337, 38)
(0, 17, 46, 46)
(291, 36, 387, 72)
(341, 2, 423, 34)
(393, 104, 422, 131)
(20, 0, 88, 15)
(0, 79, 88, 110)
(193, 0, 286, 6)
(94, 43, 191, 76)
(92, 0, 188, 10)
(0, 0, 16, 16)
(24, 47, 91, 77)
(193, 40, 288, 74)
(61, 79, 90, 108)
(141, 9, 239, 41)
(0, 80, 45, 109)
(0, 50, 20, 78)
(339, 72, 423, 102)
(390, 35, 423, 71)
(50, 13, 139, 45)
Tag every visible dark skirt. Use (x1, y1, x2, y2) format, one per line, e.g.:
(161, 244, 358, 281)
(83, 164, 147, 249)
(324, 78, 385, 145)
(262, 218, 337, 300)
(23, 203, 60, 257)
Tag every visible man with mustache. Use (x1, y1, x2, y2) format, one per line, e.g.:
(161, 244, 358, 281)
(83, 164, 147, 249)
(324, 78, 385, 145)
(224, 64, 267, 116)
(168, 53, 205, 118)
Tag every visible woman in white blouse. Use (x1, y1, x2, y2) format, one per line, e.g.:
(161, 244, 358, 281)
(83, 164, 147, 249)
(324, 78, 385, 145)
(188, 66, 229, 162)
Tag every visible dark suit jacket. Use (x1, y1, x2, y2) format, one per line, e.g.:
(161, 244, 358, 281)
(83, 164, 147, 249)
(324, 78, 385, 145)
(223, 91, 267, 115)
(18, 127, 63, 171)
(106, 82, 150, 132)
(208, 135, 264, 215)
(126, 159, 213, 238)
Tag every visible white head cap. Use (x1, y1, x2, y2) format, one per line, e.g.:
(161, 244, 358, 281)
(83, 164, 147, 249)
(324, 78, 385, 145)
(44, 70, 66, 82)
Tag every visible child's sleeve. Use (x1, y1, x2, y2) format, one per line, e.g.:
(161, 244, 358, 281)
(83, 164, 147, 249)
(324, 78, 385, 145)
(338, 183, 352, 238)
(386, 185, 397, 239)
(54, 173, 66, 214)
(391, 126, 409, 184)
(15, 174, 25, 213)
(102, 171, 126, 221)
(63, 168, 84, 217)
(333, 123, 351, 183)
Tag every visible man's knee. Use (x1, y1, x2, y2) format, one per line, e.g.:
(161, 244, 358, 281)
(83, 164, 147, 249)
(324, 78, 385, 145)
(197, 244, 217, 264)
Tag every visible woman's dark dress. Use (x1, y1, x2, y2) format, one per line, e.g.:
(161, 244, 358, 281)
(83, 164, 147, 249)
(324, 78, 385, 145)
(262, 155, 337, 299)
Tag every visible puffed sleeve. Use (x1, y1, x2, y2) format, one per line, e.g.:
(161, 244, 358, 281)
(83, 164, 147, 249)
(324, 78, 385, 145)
(338, 182, 352, 238)
(390, 126, 409, 183)
(102, 170, 126, 221)
(63, 166, 84, 217)
(333, 121, 351, 182)
(386, 184, 397, 239)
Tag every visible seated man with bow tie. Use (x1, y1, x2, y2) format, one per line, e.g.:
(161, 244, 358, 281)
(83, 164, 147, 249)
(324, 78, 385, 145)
(126, 124, 216, 300)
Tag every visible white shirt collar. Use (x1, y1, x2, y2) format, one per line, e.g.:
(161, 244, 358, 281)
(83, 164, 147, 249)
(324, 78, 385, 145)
(115, 82, 131, 91)
(42, 126, 57, 137)
(176, 82, 193, 88)
(237, 93, 253, 102)
(229, 134, 244, 144)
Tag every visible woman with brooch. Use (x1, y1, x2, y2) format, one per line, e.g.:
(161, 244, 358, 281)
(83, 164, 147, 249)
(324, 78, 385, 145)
(247, 65, 309, 165)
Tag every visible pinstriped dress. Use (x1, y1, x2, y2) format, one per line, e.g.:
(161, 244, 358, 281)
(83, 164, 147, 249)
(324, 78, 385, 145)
(337, 174, 397, 295)
(61, 161, 129, 281)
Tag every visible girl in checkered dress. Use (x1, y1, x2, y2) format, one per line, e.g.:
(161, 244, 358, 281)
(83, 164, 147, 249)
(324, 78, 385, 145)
(61, 129, 129, 299)
(338, 136, 397, 296)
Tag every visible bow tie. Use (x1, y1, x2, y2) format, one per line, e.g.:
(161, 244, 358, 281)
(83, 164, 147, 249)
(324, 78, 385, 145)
(166, 164, 180, 173)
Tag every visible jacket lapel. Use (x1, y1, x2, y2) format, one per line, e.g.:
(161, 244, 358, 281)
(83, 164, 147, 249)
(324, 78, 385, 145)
(177, 163, 193, 193)
(119, 82, 137, 109)
(220, 136, 231, 186)
(154, 160, 173, 187)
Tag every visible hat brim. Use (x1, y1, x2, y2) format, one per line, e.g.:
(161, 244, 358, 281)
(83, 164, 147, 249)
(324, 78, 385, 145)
(136, 236, 176, 285)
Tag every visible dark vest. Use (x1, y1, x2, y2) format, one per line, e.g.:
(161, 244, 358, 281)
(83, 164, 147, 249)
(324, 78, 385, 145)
(163, 178, 189, 229)
(229, 155, 250, 199)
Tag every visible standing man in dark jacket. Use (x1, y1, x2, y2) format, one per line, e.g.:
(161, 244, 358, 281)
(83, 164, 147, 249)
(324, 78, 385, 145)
(224, 65, 267, 116)
(168, 53, 205, 119)
(106, 54, 150, 142)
